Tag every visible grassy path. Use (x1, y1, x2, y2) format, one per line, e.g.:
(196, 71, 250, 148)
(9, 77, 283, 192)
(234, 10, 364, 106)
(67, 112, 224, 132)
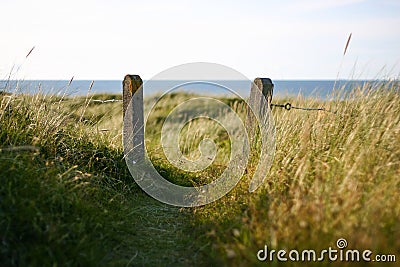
(118, 195, 206, 266)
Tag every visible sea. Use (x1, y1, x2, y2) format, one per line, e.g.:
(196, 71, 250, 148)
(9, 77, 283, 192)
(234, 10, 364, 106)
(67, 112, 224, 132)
(0, 79, 389, 99)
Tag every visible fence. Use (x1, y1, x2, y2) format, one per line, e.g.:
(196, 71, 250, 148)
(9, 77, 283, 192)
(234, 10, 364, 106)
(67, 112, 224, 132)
(122, 75, 274, 161)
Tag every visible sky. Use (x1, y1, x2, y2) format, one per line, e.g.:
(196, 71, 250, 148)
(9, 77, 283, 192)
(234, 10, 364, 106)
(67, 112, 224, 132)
(1, 0, 399, 80)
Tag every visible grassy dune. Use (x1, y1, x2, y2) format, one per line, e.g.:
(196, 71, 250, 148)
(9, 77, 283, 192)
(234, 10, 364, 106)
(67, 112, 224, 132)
(0, 81, 399, 266)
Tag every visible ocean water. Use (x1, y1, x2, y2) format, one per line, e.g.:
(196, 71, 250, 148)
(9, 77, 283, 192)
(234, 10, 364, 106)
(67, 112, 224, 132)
(0, 79, 381, 99)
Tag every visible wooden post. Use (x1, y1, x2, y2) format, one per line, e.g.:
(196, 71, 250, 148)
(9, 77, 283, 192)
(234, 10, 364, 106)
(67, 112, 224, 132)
(246, 78, 274, 142)
(123, 74, 144, 162)
(253, 78, 273, 108)
(123, 75, 143, 117)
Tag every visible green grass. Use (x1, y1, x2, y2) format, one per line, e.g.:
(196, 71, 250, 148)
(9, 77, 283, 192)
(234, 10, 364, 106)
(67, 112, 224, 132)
(0, 92, 209, 266)
(1, 81, 399, 266)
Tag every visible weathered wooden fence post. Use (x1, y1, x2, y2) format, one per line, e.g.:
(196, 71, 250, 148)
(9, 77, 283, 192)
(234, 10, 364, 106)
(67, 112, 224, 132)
(246, 77, 274, 141)
(253, 77, 273, 108)
(123, 74, 145, 162)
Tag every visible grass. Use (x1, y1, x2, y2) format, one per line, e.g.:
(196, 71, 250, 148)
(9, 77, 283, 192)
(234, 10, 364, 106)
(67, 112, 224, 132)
(0, 92, 208, 266)
(0, 80, 399, 266)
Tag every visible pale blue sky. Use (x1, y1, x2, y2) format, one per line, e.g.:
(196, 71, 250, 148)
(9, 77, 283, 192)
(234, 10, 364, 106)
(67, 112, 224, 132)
(1, 0, 399, 80)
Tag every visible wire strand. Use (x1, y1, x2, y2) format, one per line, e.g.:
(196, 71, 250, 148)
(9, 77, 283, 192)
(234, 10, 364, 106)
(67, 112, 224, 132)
(271, 103, 336, 114)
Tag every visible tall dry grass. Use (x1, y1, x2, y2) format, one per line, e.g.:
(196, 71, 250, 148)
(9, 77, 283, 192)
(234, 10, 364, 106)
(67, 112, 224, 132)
(182, 81, 400, 266)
